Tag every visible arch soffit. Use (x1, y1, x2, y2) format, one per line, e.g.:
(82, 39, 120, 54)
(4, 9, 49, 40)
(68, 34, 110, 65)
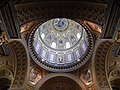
(92, 39, 114, 90)
(106, 42, 120, 81)
(7, 39, 30, 90)
(34, 73, 87, 90)
(106, 42, 120, 70)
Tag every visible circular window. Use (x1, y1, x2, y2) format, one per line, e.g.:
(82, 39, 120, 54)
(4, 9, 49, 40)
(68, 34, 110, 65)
(29, 18, 93, 72)
(53, 18, 68, 31)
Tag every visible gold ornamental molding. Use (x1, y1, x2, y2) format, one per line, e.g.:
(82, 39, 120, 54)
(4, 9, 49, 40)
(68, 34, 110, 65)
(0, 32, 7, 46)
(0, 67, 13, 80)
(106, 42, 120, 89)
(109, 68, 120, 81)
(107, 42, 120, 72)
(92, 39, 114, 90)
(8, 39, 30, 90)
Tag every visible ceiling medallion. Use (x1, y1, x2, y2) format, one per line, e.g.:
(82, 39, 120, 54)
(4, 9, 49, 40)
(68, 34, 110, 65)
(53, 18, 68, 32)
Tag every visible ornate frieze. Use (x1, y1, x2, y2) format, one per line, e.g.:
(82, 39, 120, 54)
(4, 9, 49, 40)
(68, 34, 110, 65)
(9, 40, 28, 89)
(109, 69, 120, 79)
(0, 67, 13, 78)
(39, 76, 82, 90)
(94, 40, 113, 90)
(15, 2, 107, 26)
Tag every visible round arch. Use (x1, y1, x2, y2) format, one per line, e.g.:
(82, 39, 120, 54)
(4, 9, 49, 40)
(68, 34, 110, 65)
(8, 39, 30, 90)
(106, 42, 120, 90)
(34, 73, 87, 90)
(92, 39, 114, 90)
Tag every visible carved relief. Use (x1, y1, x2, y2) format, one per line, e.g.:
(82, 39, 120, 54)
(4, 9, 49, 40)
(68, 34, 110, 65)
(107, 42, 120, 73)
(0, 32, 7, 45)
(109, 69, 120, 79)
(80, 68, 93, 86)
(39, 76, 82, 90)
(106, 42, 120, 89)
(94, 41, 113, 90)
(9, 40, 28, 89)
(0, 67, 13, 90)
(29, 67, 42, 85)
(109, 68, 120, 90)
(0, 67, 13, 78)
(15, 2, 107, 26)
(0, 43, 15, 86)
(0, 46, 14, 69)
(79, 67, 95, 90)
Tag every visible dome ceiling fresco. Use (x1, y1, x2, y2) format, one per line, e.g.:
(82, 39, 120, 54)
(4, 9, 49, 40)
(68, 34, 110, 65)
(29, 18, 94, 72)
